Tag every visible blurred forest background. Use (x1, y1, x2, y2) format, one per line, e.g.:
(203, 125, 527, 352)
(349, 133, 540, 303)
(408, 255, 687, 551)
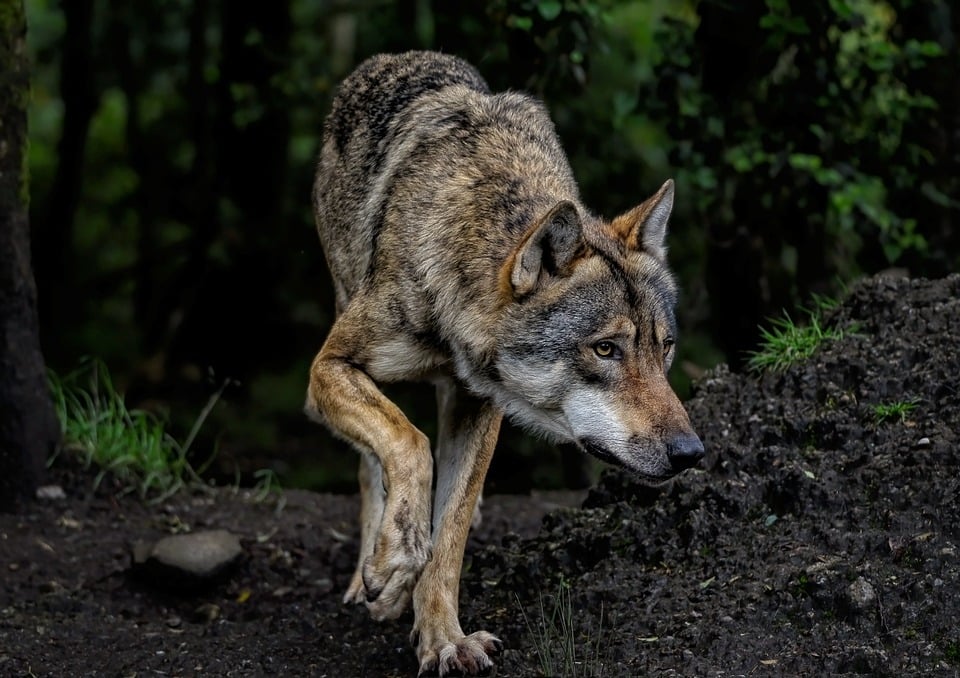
(25, 0, 959, 492)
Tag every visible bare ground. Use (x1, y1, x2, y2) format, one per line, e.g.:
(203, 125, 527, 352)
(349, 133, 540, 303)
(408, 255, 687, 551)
(2, 273, 959, 677)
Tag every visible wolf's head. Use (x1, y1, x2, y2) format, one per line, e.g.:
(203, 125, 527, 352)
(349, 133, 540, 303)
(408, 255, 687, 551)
(493, 180, 704, 481)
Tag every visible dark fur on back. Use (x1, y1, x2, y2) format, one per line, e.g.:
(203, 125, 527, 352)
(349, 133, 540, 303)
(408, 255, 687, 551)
(325, 51, 490, 160)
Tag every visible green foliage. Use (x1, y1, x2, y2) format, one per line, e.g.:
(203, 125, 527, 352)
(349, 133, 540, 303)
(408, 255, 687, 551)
(48, 359, 222, 502)
(747, 295, 847, 373)
(518, 578, 606, 677)
(650, 0, 957, 358)
(870, 398, 920, 425)
(747, 313, 842, 373)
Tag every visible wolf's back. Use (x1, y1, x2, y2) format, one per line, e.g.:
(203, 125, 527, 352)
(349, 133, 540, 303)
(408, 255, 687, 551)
(324, 51, 490, 165)
(314, 51, 580, 319)
(314, 52, 490, 307)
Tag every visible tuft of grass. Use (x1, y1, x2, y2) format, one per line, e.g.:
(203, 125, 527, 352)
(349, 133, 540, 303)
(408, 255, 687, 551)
(250, 468, 286, 507)
(747, 294, 849, 373)
(517, 578, 606, 678)
(870, 398, 920, 425)
(48, 359, 225, 503)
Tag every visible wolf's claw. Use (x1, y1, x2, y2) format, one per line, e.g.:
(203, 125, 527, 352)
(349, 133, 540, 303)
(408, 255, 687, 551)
(342, 570, 367, 605)
(417, 631, 502, 677)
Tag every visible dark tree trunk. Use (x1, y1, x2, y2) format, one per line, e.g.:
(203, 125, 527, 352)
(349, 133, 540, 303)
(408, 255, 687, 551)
(144, 0, 219, 357)
(109, 7, 155, 333)
(32, 0, 97, 360)
(0, 0, 62, 513)
(160, 0, 294, 379)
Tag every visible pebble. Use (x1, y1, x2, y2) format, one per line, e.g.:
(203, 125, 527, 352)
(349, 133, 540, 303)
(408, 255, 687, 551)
(35, 485, 66, 500)
(193, 603, 221, 623)
(847, 576, 877, 611)
(131, 529, 243, 592)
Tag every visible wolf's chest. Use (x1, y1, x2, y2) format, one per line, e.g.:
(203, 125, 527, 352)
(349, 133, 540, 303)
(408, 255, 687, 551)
(364, 334, 451, 383)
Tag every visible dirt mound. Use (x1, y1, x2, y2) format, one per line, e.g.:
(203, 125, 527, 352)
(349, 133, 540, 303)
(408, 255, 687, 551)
(473, 273, 960, 675)
(2, 273, 958, 677)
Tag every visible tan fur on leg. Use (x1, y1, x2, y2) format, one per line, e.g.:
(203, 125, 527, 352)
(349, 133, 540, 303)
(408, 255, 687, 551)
(344, 452, 385, 605)
(413, 380, 502, 676)
(307, 315, 433, 621)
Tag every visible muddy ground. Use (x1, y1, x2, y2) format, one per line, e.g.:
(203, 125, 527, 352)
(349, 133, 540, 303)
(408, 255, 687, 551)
(2, 273, 959, 677)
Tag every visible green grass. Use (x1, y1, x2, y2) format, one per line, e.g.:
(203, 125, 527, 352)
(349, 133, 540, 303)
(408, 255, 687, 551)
(517, 578, 606, 678)
(870, 398, 920, 425)
(747, 294, 850, 373)
(48, 359, 225, 503)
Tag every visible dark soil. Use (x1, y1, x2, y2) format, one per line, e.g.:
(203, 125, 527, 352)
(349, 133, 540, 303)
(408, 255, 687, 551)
(3, 273, 959, 677)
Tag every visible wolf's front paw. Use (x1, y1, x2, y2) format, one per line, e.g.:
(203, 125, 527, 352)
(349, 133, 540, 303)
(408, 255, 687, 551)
(416, 630, 503, 677)
(362, 527, 431, 620)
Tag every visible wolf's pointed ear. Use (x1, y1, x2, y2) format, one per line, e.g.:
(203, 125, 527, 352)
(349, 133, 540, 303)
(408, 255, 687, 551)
(611, 179, 674, 260)
(508, 201, 584, 298)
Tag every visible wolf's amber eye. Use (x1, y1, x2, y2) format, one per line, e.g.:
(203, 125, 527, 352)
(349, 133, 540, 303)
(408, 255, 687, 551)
(594, 341, 617, 359)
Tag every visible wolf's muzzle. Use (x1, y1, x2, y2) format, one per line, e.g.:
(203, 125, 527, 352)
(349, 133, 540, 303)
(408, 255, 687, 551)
(666, 434, 705, 473)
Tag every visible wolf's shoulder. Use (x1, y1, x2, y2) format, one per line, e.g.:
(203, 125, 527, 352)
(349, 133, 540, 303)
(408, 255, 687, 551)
(325, 51, 491, 152)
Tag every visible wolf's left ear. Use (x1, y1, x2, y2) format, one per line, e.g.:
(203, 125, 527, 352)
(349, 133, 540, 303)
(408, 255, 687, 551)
(509, 201, 584, 298)
(611, 179, 674, 260)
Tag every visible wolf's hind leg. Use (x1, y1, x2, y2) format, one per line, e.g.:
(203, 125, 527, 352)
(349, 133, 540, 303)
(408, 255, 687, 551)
(412, 379, 503, 677)
(343, 452, 385, 605)
(306, 313, 433, 621)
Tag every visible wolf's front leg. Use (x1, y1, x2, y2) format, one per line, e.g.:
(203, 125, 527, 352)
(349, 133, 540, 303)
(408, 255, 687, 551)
(413, 380, 503, 677)
(306, 324, 433, 621)
(343, 451, 386, 605)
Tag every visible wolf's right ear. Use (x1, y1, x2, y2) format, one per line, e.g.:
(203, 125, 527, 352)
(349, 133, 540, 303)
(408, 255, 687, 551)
(610, 179, 674, 260)
(507, 201, 584, 298)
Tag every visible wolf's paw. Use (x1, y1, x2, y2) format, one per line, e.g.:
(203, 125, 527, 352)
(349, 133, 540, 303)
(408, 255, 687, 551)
(416, 631, 503, 677)
(361, 530, 431, 620)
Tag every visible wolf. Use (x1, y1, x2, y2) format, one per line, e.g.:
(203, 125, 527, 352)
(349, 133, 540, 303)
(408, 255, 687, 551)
(305, 50, 704, 676)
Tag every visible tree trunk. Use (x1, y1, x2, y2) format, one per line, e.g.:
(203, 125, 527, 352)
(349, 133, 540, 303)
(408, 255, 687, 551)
(0, 0, 62, 513)
(32, 0, 96, 357)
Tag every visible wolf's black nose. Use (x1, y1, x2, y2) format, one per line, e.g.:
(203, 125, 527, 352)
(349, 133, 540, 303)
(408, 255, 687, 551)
(667, 434, 705, 472)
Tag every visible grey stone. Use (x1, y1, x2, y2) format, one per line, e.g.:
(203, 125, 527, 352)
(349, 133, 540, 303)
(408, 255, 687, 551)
(35, 485, 65, 500)
(132, 529, 243, 591)
(847, 576, 877, 611)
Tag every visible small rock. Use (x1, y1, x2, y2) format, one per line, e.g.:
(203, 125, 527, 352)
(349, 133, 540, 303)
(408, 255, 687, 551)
(35, 485, 66, 500)
(193, 603, 221, 623)
(38, 580, 62, 594)
(131, 529, 243, 592)
(916, 437, 931, 448)
(847, 576, 877, 611)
